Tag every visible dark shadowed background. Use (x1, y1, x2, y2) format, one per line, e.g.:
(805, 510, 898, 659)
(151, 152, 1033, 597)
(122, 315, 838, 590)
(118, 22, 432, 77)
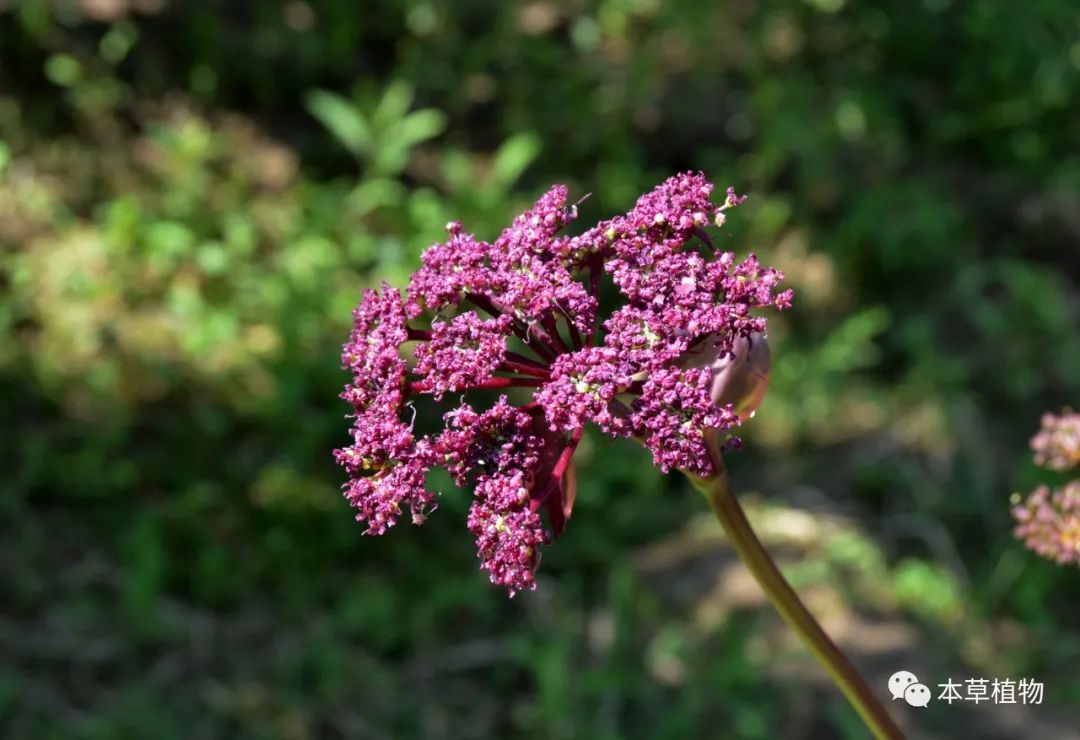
(2, 1, 1079, 738)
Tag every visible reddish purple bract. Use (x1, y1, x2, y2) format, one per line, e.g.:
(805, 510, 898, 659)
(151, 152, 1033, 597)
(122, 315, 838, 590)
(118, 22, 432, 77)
(336, 173, 792, 594)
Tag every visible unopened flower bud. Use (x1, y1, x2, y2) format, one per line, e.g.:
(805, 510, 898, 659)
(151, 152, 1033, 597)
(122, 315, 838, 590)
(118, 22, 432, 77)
(682, 332, 771, 422)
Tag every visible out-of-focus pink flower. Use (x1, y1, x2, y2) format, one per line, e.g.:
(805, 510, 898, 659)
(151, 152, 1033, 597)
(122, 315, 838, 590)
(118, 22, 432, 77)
(1031, 409, 1080, 471)
(1012, 482, 1080, 565)
(1013, 409, 1080, 566)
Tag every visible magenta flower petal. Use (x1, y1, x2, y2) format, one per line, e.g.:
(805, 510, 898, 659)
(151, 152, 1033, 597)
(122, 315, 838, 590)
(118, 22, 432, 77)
(468, 479, 549, 596)
(438, 396, 543, 486)
(414, 313, 513, 400)
(631, 366, 740, 477)
(602, 305, 689, 370)
(406, 222, 494, 315)
(493, 184, 576, 257)
(535, 346, 634, 435)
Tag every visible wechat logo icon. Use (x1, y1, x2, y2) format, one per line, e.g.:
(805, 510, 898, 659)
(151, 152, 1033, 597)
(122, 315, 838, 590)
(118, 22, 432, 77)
(889, 670, 931, 708)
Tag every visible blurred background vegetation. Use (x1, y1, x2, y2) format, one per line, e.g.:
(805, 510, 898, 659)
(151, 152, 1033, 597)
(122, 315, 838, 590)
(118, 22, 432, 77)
(2, 1, 1078, 738)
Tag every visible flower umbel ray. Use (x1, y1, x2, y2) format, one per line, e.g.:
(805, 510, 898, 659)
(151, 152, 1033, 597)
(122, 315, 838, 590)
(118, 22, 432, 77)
(336, 173, 792, 595)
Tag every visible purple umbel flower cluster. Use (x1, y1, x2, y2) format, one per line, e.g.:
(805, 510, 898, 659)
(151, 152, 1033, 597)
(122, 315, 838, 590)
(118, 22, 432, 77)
(1012, 409, 1080, 565)
(336, 173, 792, 594)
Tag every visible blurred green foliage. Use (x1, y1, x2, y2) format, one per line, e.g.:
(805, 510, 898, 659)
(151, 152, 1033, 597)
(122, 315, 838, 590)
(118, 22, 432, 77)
(1, 0, 1078, 737)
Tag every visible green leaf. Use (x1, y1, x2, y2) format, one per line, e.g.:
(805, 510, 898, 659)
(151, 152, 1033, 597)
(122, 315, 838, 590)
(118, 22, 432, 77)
(439, 148, 473, 192)
(144, 221, 196, 257)
(18, 0, 51, 38)
(371, 144, 409, 177)
(305, 89, 371, 157)
(100, 22, 139, 64)
(492, 132, 541, 188)
(372, 80, 414, 129)
(347, 178, 406, 217)
(367, 109, 445, 176)
(818, 306, 891, 372)
(397, 108, 447, 149)
(44, 54, 81, 88)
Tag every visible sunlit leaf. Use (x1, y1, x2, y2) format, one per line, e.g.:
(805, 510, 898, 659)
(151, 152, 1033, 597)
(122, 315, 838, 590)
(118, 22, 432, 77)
(492, 132, 541, 188)
(305, 89, 371, 157)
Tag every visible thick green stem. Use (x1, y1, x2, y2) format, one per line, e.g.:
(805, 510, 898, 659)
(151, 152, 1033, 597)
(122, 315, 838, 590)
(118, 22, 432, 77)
(689, 463, 904, 739)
